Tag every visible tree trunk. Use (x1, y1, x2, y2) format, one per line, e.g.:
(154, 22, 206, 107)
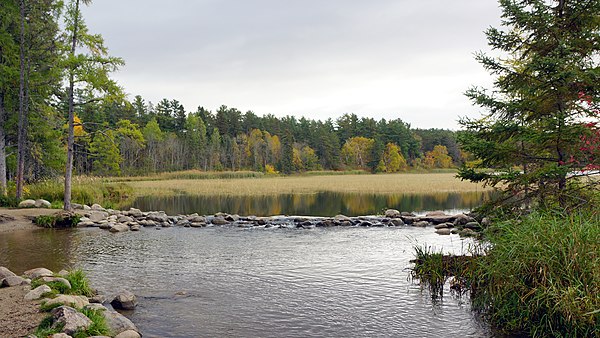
(16, 0, 26, 200)
(0, 92, 7, 196)
(64, 0, 80, 211)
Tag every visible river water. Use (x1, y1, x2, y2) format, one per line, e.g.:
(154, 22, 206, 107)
(0, 225, 490, 337)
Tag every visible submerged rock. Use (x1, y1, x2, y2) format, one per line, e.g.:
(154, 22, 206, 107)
(111, 290, 137, 310)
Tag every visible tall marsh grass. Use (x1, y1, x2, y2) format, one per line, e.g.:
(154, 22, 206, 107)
(111, 170, 264, 182)
(25, 177, 133, 208)
(473, 211, 600, 337)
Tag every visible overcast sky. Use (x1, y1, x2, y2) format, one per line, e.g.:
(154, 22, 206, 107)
(82, 1, 502, 130)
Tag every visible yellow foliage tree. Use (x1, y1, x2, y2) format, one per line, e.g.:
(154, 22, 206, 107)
(424, 145, 454, 169)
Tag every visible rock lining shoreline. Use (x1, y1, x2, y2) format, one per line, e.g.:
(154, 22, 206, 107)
(74, 204, 485, 237)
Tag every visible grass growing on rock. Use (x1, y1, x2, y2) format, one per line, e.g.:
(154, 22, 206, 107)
(64, 269, 94, 297)
(34, 316, 63, 338)
(73, 308, 110, 338)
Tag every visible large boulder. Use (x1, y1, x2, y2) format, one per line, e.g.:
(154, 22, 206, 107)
(41, 276, 72, 290)
(211, 216, 228, 225)
(436, 228, 452, 235)
(390, 219, 405, 226)
(23, 267, 54, 279)
(51, 306, 92, 335)
(103, 309, 138, 335)
(44, 295, 89, 309)
(25, 284, 52, 300)
(334, 214, 351, 222)
(115, 330, 141, 338)
(35, 199, 52, 208)
(89, 211, 109, 223)
(126, 208, 143, 218)
(1, 275, 27, 287)
(109, 223, 130, 233)
(18, 199, 36, 208)
(147, 212, 168, 223)
(453, 214, 475, 226)
(0, 266, 16, 280)
(91, 204, 105, 211)
(110, 290, 136, 310)
(384, 209, 401, 218)
(412, 221, 430, 227)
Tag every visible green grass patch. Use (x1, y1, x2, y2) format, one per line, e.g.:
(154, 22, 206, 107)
(34, 212, 81, 229)
(64, 269, 94, 297)
(34, 315, 63, 338)
(39, 301, 63, 312)
(73, 308, 110, 337)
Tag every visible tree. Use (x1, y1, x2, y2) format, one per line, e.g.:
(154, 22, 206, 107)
(89, 129, 121, 175)
(424, 145, 453, 169)
(63, 0, 123, 209)
(341, 137, 375, 169)
(459, 0, 600, 209)
(381, 143, 407, 172)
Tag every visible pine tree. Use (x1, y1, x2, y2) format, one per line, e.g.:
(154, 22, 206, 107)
(459, 0, 600, 209)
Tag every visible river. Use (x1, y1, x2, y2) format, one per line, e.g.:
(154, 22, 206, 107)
(1, 223, 490, 337)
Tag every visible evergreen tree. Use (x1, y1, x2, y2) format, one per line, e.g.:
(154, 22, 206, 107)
(459, 0, 600, 209)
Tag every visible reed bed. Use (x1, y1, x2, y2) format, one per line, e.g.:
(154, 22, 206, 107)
(125, 172, 489, 197)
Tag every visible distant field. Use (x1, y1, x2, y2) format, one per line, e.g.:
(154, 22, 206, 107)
(124, 172, 490, 197)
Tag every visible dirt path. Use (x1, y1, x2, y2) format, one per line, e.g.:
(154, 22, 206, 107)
(0, 208, 63, 233)
(0, 285, 44, 337)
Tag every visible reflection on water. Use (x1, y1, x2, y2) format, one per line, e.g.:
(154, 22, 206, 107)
(0, 227, 491, 337)
(126, 191, 491, 216)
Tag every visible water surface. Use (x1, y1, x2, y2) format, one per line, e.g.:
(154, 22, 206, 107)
(1, 226, 489, 338)
(126, 191, 490, 216)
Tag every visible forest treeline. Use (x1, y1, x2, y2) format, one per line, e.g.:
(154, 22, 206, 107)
(0, 0, 465, 195)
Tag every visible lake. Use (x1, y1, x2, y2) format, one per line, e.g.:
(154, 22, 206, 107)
(124, 191, 490, 216)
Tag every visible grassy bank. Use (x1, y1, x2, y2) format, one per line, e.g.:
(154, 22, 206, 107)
(25, 177, 133, 209)
(411, 211, 600, 337)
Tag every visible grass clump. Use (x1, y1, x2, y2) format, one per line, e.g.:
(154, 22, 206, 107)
(73, 308, 110, 337)
(34, 212, 81, 229)
(472, 211, 600, 337)
(26, 177, 133, 208)
(34, 315, 63, 338)
(64, 269, 94, 297)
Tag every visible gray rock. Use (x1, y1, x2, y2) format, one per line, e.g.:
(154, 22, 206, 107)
(89, 211, 109, 222)
(83, 205, 92, 210)
(334, 214, 351, 222)
(109, 223, 130, 233)
(23, 267, 54, 279)
(44, 295, 89, 309)
(71, 203, 83, 210)
(117, 215, 134, 223)
(111, 290, 136, 310)
(107, 215, 118, 222)
(35, 199, 52, 208)
(425, 210, 447, 217)
(481, 217, 491, 227)
(51, 306, 92, 335)
(224, 214, 240, 222)
(434, 223, 449, 229)
(211, 216, 228, 225)
(41, 277, 72, 289)
(24, 285, 52, 300)
(49, 333, 72, 338)
(89, 294, 107, 304)
(436, 228, 452, 235)
(147, 212, 168, 223)
(412, 221, 430, 227)
(140, 220, 156, 227)
(459, 228, 478, 237)
(453, 214, 474, 226)
(18, 199, 36, 208)
(464, 221, 482, 230)
(384, 209, 401, 218)
(91, 204, 105, 211)
(1, 275, 27, 287)
(390, 219, 405, 226)
(401, 216, 418, 225)
(130, 225, 141, 231)
(115, 330, 141, 338)
(0, 266, 16, 280)
(126, 208, 143, 218)
(77, 221, 97, 227)
(84, 303, 108, 312)
(401, 212, 416, 217)
(190, 222, 206, 228)
(99, 222, 113, 230)
(103, 309, 138, 335)
(57, 270, 69, 276)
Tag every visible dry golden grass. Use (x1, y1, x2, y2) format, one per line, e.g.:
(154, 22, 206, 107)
(125, 172, 490, 197)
